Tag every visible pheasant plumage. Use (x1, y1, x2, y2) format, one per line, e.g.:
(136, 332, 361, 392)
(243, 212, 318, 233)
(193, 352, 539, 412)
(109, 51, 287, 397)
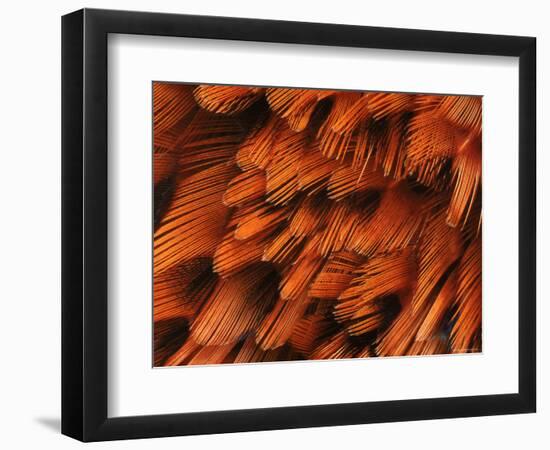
(153, 83, 482, 366)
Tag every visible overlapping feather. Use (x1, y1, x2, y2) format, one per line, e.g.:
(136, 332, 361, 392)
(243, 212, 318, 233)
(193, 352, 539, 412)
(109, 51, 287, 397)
(153, 83, 482, 365)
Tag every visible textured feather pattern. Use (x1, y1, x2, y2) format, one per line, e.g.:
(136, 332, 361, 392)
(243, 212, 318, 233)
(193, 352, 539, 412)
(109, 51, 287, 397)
(153, 83, 482, 366)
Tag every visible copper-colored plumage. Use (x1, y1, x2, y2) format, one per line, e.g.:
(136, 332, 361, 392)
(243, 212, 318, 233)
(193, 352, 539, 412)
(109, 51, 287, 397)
(153, 83, 482, 366)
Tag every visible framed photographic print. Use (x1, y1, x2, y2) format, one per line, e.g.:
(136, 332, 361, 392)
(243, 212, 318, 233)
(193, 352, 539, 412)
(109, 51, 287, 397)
(61, 8, 536, 441)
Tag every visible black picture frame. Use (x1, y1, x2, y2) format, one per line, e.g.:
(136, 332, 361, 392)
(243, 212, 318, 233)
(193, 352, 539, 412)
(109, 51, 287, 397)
(62, 8, 536, 442)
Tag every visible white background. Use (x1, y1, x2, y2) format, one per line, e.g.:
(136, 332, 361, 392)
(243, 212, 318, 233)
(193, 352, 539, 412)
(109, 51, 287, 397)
(0, 0, 547, 448)
(109, 35, 518, 417)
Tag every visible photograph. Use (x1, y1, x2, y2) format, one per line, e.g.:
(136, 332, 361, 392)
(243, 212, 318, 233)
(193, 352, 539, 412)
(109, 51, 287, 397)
(152, 83, 482, 367)
(0, 1, 541, 447)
